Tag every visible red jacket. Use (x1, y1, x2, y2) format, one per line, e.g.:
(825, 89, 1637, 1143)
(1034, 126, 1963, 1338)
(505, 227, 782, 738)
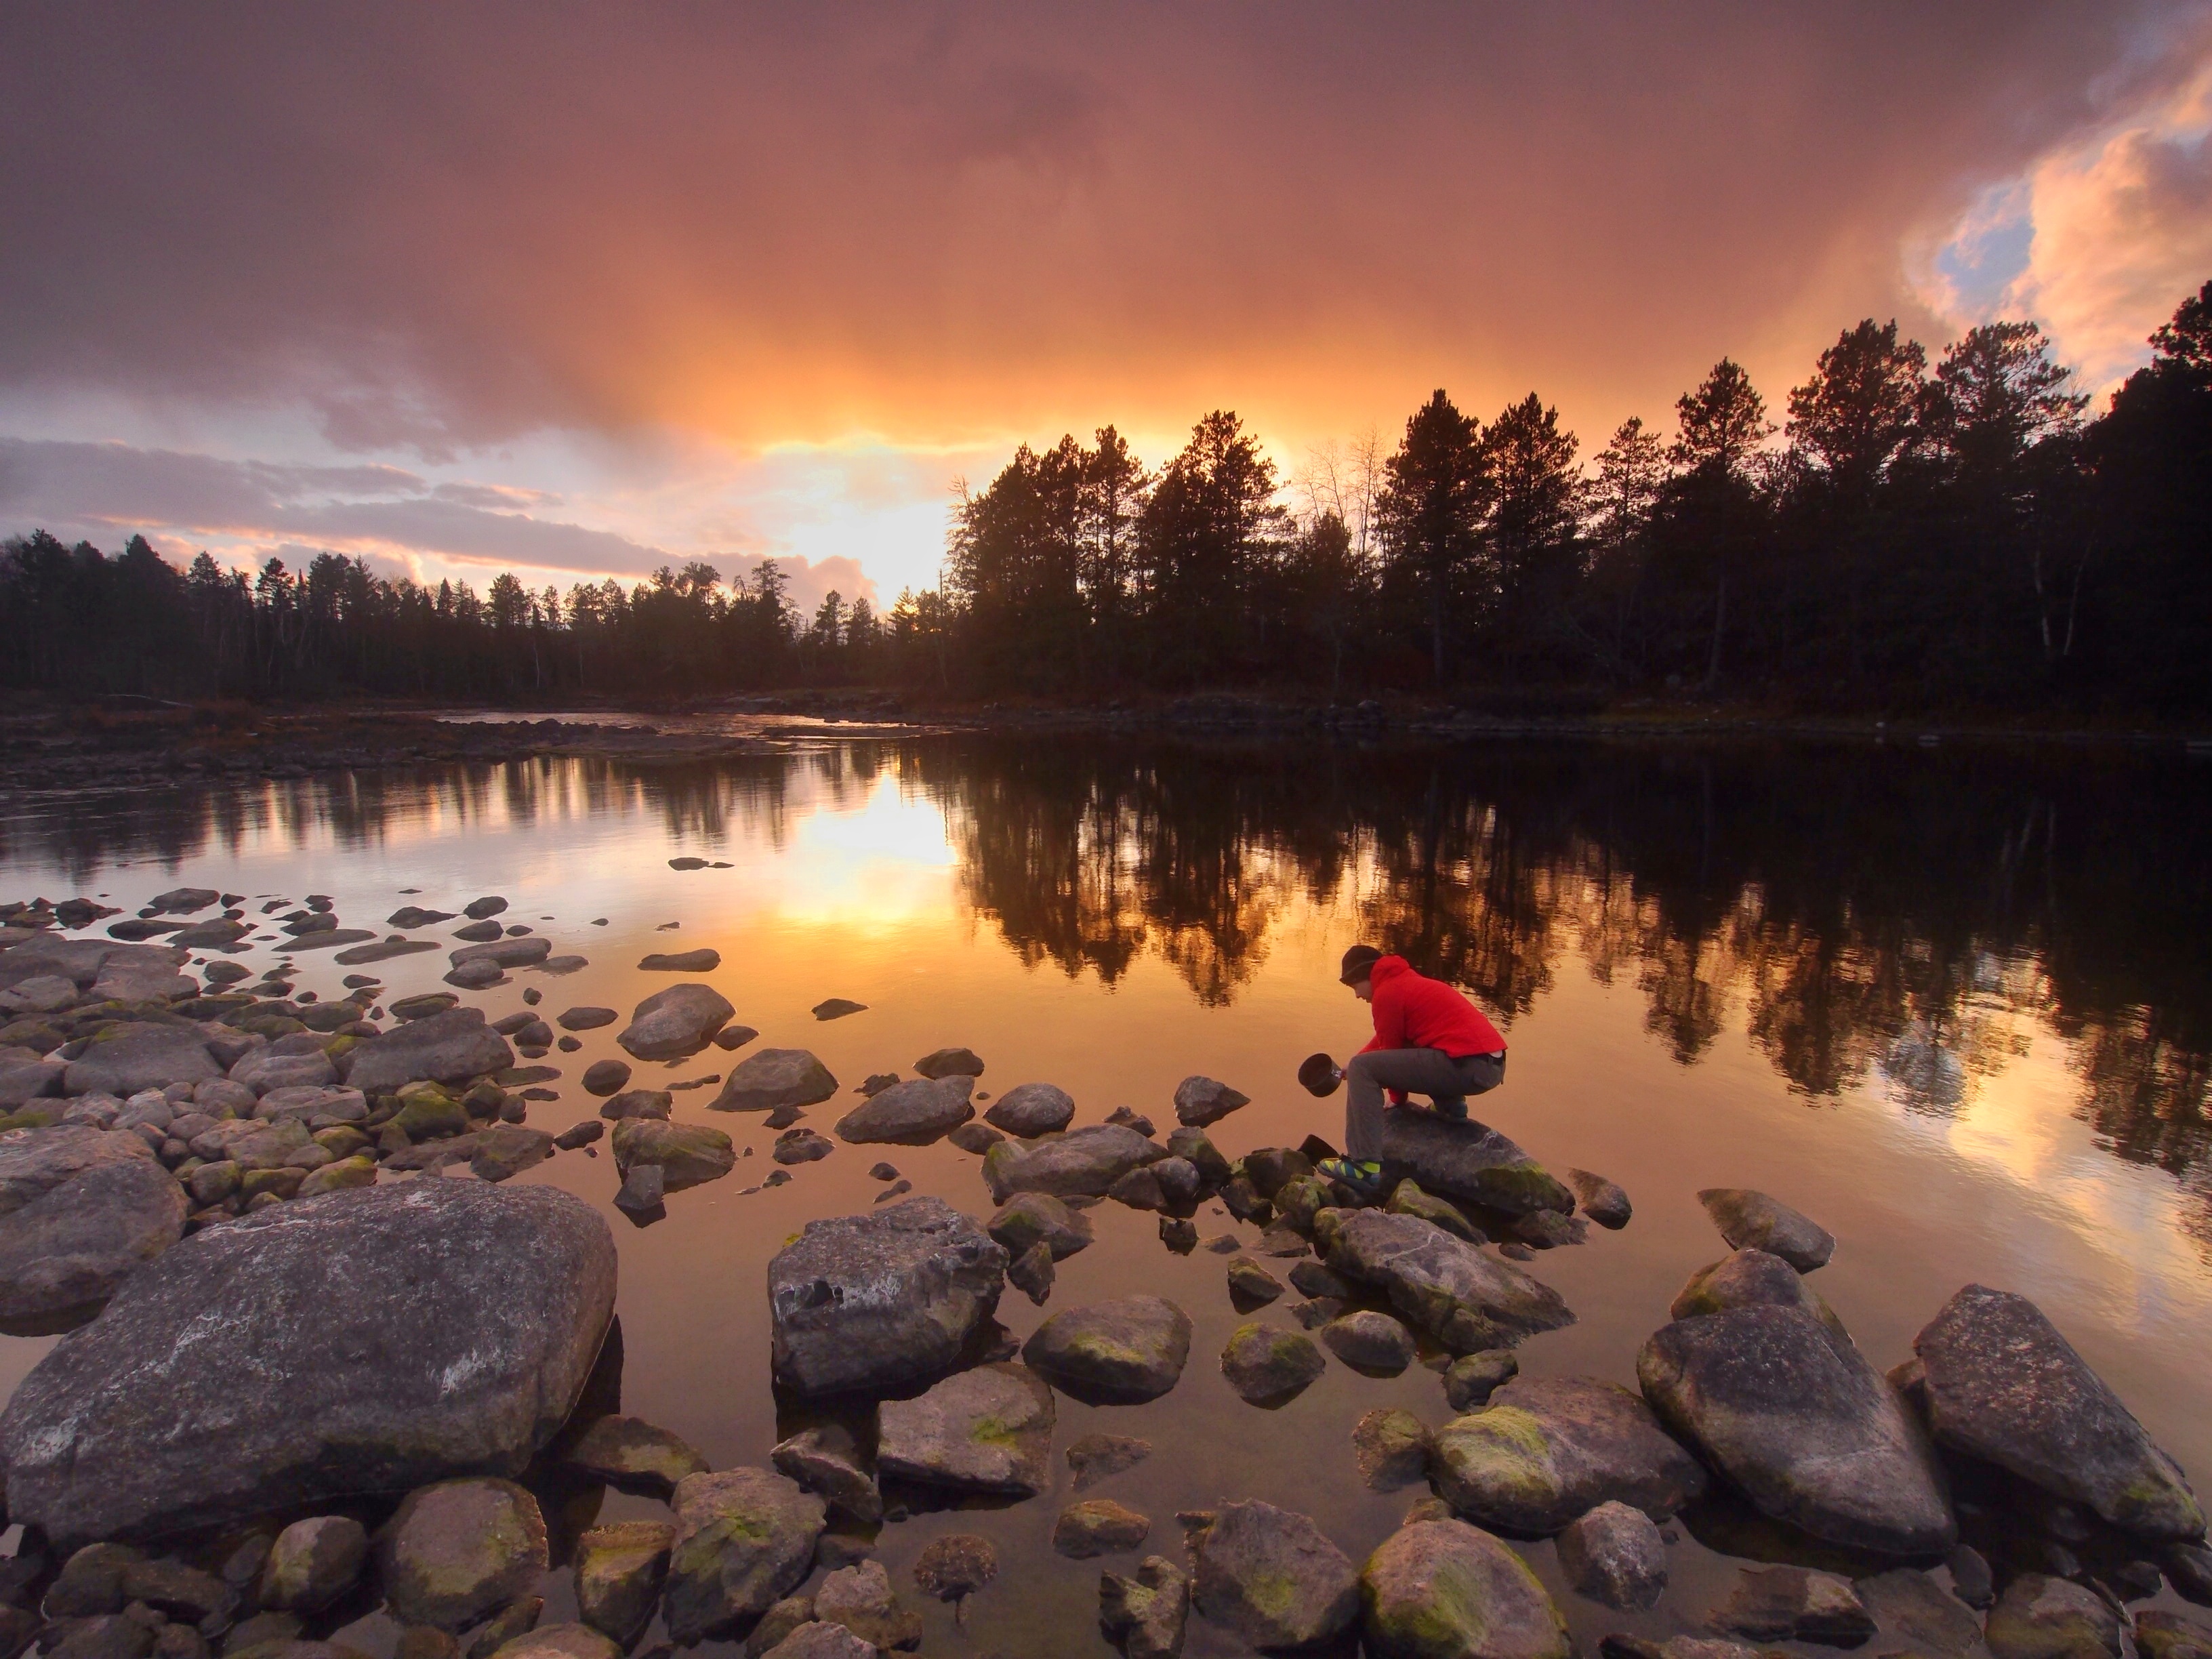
(1358, 956, 1506, 1058)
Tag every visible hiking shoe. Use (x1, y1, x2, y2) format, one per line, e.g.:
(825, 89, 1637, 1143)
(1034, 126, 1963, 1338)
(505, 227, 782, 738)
(1430, 1095, 1469, 1122)
(1315, 1157, 1388, 1197)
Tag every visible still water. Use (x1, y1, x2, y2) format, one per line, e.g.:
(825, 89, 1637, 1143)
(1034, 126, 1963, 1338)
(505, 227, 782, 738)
(3, 733, 2208, 1656)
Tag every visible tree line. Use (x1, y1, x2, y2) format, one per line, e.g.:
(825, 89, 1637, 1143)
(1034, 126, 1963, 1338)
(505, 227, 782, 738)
(4, 279, 2207, 714)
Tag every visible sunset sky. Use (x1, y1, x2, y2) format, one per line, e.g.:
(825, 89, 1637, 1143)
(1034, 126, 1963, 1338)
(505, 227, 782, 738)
(4, 4, 2209, 612)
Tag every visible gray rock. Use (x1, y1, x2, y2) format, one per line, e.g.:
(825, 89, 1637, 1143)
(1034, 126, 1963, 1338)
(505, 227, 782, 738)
(1023, 1295, 1193, 1403)
(259, 1516, 368, 1612)
(636, 948, 720, 972)
(1100, 1555, 1187, 1659)
(1008, 1240, 1054, 1303)
(1697, 1188, 1835, 1271)
(1564, 1168, 1632, 1228)
(556, 1007, 617, 1031)
(662, 1468, 825, 1643)
(1637, 1304, 1955, 1556)
(615, 984, 735, 1061)
(772, 1423, 880, 1523)
(1056, 1500, 1151, 1559)
(1557, 1500, 1665, 1610)
(911, 1535, 996, 1602)
(1220, 1322, 1326, 1405)
(1191, 1500, 1357, 1650)
(1172, 1076, 1248, 1127)
(470, 1125, 554, 1183)
(834, 1076, 975, 1145)
(0, 1125, 185, 1325)
(148, 886, 220, 914)
(713, 1048, 838, 1113)
(381, 1477, 548, 1631)
(876, 1362, 1054, 1494)
(981, 1123, 1164, 1204)
(986, 1191, 1093, 1260)
(1227, 1256, 1285, 1308)
(1706, 1565, 1874, 1645)
(581, 1059, 632, 1096)
(44, 1614, 153, 1659)
(562, 1414, 710, 1497)
(63, 1025, 220, 1097)
(1, 1181, 615, 1544)
(1984, 1576, 2120, 1659)
(1069, 1432, 1152, 1491)
(600, 1089, 672, 1122)
(573, 1521, 672, 1647)
(1361, 1518, 1570, 1659)
(1854, 1567, 1987, 1658)
(463, 897, 509, 920)
(758, 1625, 872, 1659)
(1353, 1408, 1431, 1491)
(1445, 1350, 1520, 1412)
(1431, 1376, 1708, 1534)
(346, 1009, 514, 1093)
(613, 1162, 664, 1216)
(914, 1046, 984, 1079)
(813, 1559, 920, 1650)
(1319, 1208, 1574, 1351)
(1322, 1311, 1416, 1373)
(0, 1054, 66, 1107)
(744, 1595, 817, 1659)
(611, 1119, 734, 1191)
(1914, 1283, 2205, 1540)
(1372, 1114, 1574, 1215)
(984, 1083, 1075, 1137)
(231, 1040, 339, 1095)
(774, 1128, 834, 1165)
(1673, 1249, 1849, 1334)
(449, 937, 552, 970)
(769, 1196, 1006, 1395)
(1385, 1178, 1486, 1243)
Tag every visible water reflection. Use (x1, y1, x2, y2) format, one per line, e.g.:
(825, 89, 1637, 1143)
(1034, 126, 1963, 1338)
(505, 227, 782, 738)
(3, 735, 2206, 1202)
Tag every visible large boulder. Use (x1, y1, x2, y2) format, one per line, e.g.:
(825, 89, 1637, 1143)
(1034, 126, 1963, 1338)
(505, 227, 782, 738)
(1373, 1115, 1574, 1215)
(1319, 1208, 1574, 1351)
(1637, 1304, 1954, 1556)
(0, 1180, 616, 1544)
(981, 1124, 1165, 1204)
(345, 1008, 515, 1093)
(62, 1024, 220, 1097)
(1190, 1500, 1357, 1650)
(769, 1196, 1006, 1395)
(834, 1076, 975, 1145)
(1361, 1518, 1572, 1659)
(1430, 1376, 1706, 1535)
(876, 1362, 1055, 1495)
(0, 1126, 185, 1327)
(662, 1468, 825, 1644)
(616, 985, 735, 1061)
(712, 1049, 838, 1113)
(1697, 1189, 1835, 1271)
(1912, 1284, 2205, 1540)
(1022, 1296, 1192, 1403)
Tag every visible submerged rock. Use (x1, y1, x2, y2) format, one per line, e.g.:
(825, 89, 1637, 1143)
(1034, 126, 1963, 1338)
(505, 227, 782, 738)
(985, 1083, 1075, 1137)
(1023, 1295, 1193, 1403)
(1069, 1433, 1153, 1491)
(713, 1048, 839, 1114)
(1361, 1518, 1572, 1659)
(1697, 1189, 1835, 1271)
(561, 1414, 710, 1497)
(834, 1075, 975, 1145)
(1913, 1283, 2205, 1540)
(1, 1181, 615, 1544)
(1373, 1113, 1574, 1215)
(1637, 1304, 1955, 1556)
(876, 1361, 1054, 1495)
(1430, 1376, 1707, 1535)
(381, 1479, 548, 1631)
(1321, 1208, 1574, 1351)
(982, 1124, 1165, 1204)
(768, 1195, 1006, 1395)
(661, 1468, 825, 1644)
(1220, 1322, 1326, 1406)
(1706, 1565, 1876, 1645)
(1191, 1500, 1357, 1650)
(0, 1126, 185, 1326)
(1853, 1567, 1988, 1658)
(573, 1521, 672, 1647)
(1557, 1501, 1666, 1611)
(1099, 1555, 1187, 1659)
(1983, 1574, 2121, 1659)
(616, 985, 735, 1061)
(2137, 1614, 2212, 1659)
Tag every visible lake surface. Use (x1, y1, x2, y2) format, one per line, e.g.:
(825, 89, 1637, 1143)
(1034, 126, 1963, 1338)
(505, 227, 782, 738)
(3, 732, 2209, 1657)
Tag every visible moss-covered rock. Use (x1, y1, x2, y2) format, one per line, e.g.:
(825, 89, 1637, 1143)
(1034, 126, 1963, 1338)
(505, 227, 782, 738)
(380, 1478, 548, 1631)
(662, 1468, 825, 1644)
(572, 1521, 672, 1648)
(1360, 1518, 1570, 1659)
(1219, 1322, 1326, 1406)
(1024, 1296, 1193, 1403)
(1191, 1500, 1357, 1650)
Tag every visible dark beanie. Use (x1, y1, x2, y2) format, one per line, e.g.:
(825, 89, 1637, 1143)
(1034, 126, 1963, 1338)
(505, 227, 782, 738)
(1339, 944, 1382, 984)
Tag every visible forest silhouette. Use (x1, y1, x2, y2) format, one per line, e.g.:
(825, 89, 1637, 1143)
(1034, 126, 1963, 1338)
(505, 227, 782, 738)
(3, 282, 2209, 717)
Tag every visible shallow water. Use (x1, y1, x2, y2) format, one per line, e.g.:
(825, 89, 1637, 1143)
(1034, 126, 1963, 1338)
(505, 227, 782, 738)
(3, 733, 2209, 1656)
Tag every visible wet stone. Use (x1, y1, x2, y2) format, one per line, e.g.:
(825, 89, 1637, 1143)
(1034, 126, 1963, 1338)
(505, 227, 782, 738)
(1431, 1375, 1708, 1536)
(2137, 1614, 2212, 1659)
(1557, 1500, 1666, 1611)
(1220, 1322, 1326, 1406)
(1099, 1556, 1187, 1659)
(258, 1517, 368, 1614)
(714, 1048, 838, 1114)
(1226, 1256, 1284, 1309)
(1190, 1500, 1357, 1650)
(1361, 1518, 1572, 1659)
(771, 1422, 882, 1524)
(773, 1128, 834, 1165)
(876, 1361, 1054, 1495)
(661, 1468, 826, 1645)
(984, 1082, 1075, 1137)
(1055, 1500, 1152, 1559)
(1706, 1565, 1877, 1647)
(1172, 1076, 1248, 1128)
(1698, 1188, 1835, 1271)
(1854, 1567, 1988, 1658)
(573, 1521, 672, 1650)
(638, 949, 720, 972)
(1322, 1310, 1416, 1373)
(834, 1075, 975, 1145)
(1564, 1168, 1633, 1228)
(987, 1191, 1093, 1260)
(1984, 1575, 2122, 1659)
(1444, 1349, 1519, 1412)
(1008, 1240, 1054, 1304)
(380, 1479, 549, 1632)
(813, 1559, 920, 1650)
(1353, 1408, 1432, 1491)
(561, 1414, 711, 1497)
(580, 1060, 631, 1097)
(914, 1046, 984, 1080)
(1023, 1295, 1193, 1404)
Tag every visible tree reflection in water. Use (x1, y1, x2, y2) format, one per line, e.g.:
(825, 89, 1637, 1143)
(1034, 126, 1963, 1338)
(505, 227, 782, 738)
(2, 735, 2205, 1206)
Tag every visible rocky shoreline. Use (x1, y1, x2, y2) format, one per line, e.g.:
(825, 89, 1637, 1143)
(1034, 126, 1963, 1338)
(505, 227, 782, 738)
(0, 890, 2207, 1659)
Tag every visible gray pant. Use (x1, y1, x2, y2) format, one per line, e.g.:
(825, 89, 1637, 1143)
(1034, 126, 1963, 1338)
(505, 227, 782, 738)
(1345, 1048, 1505, 1161)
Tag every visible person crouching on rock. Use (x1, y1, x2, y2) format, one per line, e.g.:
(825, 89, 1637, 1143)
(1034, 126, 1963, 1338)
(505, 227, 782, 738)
(1316, 944, 1507, 1197)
